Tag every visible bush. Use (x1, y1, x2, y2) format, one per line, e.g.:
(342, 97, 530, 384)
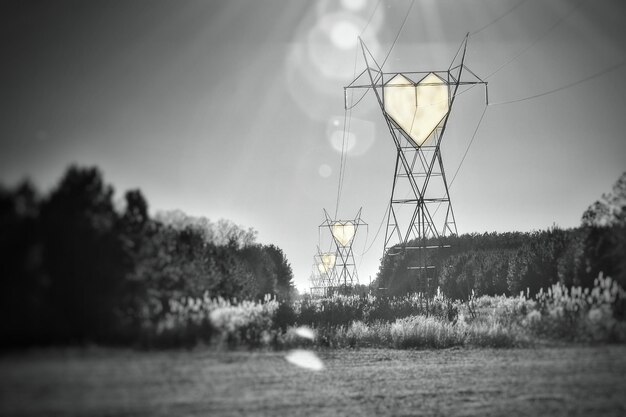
(135, 293, 279, 348)
(294, 290, 459, 329)
(207, 296, 278, 348)
(126, 275, 626, 349)
(390, 315, 464, 349)
(524, 274, 626, 342)
(273, 301, 297, 331)
(294, 294, 366, 327)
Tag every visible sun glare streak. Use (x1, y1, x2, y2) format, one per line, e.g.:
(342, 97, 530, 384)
(285, 0, 383, 121)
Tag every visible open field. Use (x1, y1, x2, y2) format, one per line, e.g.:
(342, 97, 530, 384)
(1, 346, 625, 416)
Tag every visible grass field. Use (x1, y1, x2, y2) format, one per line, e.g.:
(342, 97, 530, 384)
(1, 346, 625, 416)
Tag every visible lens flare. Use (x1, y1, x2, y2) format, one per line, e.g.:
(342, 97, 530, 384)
(330, 20, 360, 49)
(285, 349, 325, 371)
(341, 0, 367, 12)
(293, 326, 316, 340)
(318, 164, 332, 178)
(327, 116, 376, 156)
(330, 130, 357, 153)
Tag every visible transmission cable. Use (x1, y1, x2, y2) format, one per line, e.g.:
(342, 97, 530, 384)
(360, 203, 390, 256)
(450, 104, 489, 186)
(380, 0, 416, 70)
(470, 0, 529, 37)
(431, 103, 489, 218)
(346, 0, 415, 257)
(334, 110, 350, 218)
(439, 0, 583, 195)
(334, 0, 384, 218)
(484, 0, 581, 80)
(362, 0, 383, 33)
(489, 60, 626, 106)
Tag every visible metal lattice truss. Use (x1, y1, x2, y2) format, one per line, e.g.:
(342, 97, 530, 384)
(309, 262, 327, 297)
(345, 35, 486, 257)
(309, 250, 338, 297)
(318, 208, 367, 289)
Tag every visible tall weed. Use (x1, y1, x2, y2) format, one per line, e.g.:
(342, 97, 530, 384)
(141, 273, 625, 349)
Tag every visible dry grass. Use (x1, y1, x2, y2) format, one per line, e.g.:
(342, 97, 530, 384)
(1, 346, 626, 416)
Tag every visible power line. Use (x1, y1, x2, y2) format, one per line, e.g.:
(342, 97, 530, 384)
(484, 0, 582, 80)
(380, 0, 416, 69)
(335, 1, 383, 218)
(345, 89, 370, 110)
(442, 43, 624, 205)
(337, 104, 353, 216)
(361, 0, 383, 36)
(470, 0, 529, 37)
(334, 109, 350, 217)
(337, 0, 621, 271)
(356, 221, 370, 270)
(336, 0, 412, 218)
(361, 204, 389, 256)
(350, 0, 416, 258)
(439, 3, 621, 211)
(450, 104, 489, 186)
(431, 103, 489, 219)
(489, 60, 626, 106)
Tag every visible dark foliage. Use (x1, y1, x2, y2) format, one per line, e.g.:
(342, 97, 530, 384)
(375, 172, 626, 300)
(1, 165, 294, 347)
(273, 301, 297, 331)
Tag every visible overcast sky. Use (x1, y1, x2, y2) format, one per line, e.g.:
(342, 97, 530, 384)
(1, 0, 625, 291)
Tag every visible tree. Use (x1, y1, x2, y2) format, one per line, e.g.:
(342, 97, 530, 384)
(123, 189, 148, 228)
(580, 172, 626, 287)
(39, 166, 129, 343)
(582, 172, 626, 227)
(240, 244, 277, 299)
(264, 244, 295, 301)
(0, 181, 47, 345)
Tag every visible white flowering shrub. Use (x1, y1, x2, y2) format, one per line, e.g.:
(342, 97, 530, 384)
(150, 292, 278, 347)
(295, 289, 459, 328)
(525, 274, 626, 342)
(208, 294, 279, 347)
(389, 315, 464, 348)
(143, 274, 625, 349)
(461, 292, 536, 327)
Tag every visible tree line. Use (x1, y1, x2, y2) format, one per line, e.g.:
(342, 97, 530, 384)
(375, 172, 626, 298)
(0, 165, 294, 346)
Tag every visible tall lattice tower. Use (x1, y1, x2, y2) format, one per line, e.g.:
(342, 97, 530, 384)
(345, 35, 486, 293)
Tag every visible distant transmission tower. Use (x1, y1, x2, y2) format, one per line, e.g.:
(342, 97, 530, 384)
(345, 35, 486, 293)
(319, 208, 367, 291)
(308, 267, 325, 297)
(309, 250, 337, 297)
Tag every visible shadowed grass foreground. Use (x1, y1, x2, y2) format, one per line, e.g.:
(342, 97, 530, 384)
(1, 346, 625, 416)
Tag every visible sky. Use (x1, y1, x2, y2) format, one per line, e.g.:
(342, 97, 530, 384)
(1, 0, 625, 292)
